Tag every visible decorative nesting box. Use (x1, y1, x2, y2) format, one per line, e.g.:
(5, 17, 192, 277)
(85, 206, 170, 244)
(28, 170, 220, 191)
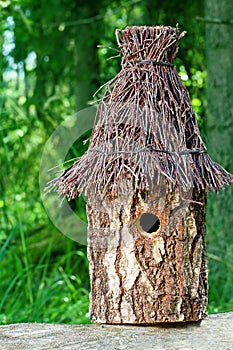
(49, 26, 233, 323)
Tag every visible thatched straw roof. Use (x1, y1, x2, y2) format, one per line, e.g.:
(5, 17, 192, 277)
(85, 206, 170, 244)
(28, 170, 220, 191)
(48, 26, 233, 199)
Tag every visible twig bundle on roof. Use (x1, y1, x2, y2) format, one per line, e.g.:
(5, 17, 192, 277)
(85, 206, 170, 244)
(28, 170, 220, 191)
(48, 26, 233, 199)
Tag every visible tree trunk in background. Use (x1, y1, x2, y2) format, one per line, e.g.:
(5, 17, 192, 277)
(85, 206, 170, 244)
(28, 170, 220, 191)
(205, 0, 233, 278)
(205, 1, 233, 171)
(73, 5, 102, 111)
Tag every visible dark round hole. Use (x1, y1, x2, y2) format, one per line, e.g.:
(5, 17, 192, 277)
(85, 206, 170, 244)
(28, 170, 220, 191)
(139, 213, 160, 233)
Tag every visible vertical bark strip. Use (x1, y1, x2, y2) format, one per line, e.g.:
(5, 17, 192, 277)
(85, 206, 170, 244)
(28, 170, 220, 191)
(87, 182, 208, 324)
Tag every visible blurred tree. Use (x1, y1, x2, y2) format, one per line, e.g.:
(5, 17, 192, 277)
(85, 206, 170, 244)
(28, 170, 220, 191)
(71, 1, 104, 110)
(205, 0, 233, 307)
(205, 0, 233, 171)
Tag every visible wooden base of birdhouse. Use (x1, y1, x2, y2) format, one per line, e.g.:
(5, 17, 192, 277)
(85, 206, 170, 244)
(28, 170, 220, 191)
(87, 182, 208, 324)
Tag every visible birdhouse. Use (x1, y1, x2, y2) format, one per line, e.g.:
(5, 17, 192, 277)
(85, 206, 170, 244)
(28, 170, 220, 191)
(49, 26, 233, 324)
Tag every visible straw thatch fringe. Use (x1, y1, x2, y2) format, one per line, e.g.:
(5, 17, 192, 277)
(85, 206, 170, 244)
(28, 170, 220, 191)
(48, 26, 233, 199)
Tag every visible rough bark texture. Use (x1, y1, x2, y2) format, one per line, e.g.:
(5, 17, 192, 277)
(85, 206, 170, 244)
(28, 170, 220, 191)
(1, 313, 233, 350)
(87, 181, 208, 324)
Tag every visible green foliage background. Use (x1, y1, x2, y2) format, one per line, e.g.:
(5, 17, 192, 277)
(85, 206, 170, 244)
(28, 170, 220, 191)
(0, 0, 232, 324)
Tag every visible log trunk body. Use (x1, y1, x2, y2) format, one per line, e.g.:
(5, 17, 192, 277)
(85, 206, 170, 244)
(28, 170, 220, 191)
(87, 182, 208, 324)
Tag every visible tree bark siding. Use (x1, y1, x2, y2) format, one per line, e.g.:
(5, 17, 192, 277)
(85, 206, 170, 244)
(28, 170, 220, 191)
(87, 182, 208, 324)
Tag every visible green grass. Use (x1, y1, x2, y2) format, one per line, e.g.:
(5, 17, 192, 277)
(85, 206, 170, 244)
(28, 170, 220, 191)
(0, 90, 90, 325)
(0, 225, 90, 325)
